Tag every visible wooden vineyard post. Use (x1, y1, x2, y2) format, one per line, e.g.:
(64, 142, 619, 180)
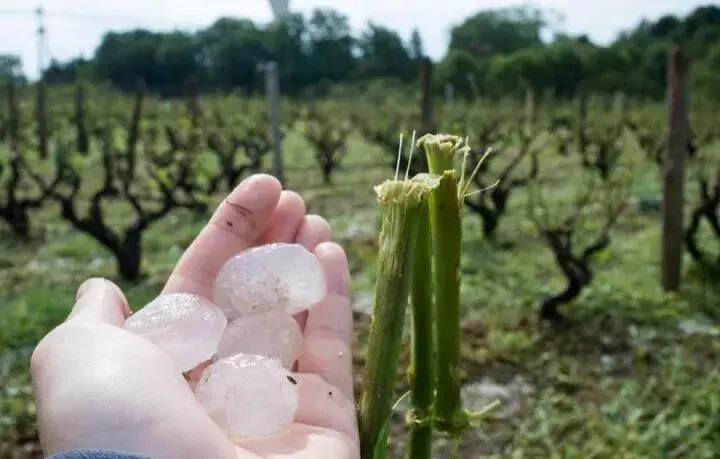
(661, 46, 690, 291)
(74, 85, 89, 154)
(444, 82, 454, 105)
(7, 83, 19, 153)
(265, 61, 285, 184)
(183, 77, 201, 129)
(525, 86, 535, 126)
(577, 85, 588, 156)
(36, 78, 48, 158)
(613, 90, 627, 126)
(420, 58, 435, 134)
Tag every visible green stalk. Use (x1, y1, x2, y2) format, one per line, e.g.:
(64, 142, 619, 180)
(408, 202, 434, 459)
(417, 134, 469, 436)
(359, 178, 435, 459)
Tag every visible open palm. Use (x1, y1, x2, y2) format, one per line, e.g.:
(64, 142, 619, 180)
(31, 174, 359, 459)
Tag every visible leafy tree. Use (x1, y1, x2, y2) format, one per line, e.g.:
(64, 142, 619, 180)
(95, 30, 163, 90)
(153, 32, 199, 92)
(485, 38, 589, 97)
(683, 5, 720, 39)
(356, 23, 413, 80)
(31, 3, 720, 100)
(650, 15, 682, 39)
(694, 43, 720, 104)
(264, 14, 311, 91)
(198, 18, 268, 92)
(0, 55, 24, 84)
(44, 58, 91, 84)
(436, 50, 485, 98)
(448, 7, 545, 58)
(306, 8, 355, 82)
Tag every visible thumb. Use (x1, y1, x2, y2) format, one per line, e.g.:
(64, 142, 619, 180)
(66, 278, 130, 326)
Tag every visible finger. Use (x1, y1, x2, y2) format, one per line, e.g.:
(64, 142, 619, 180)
(66, 278, 129, 326)
(295, 215, 332, 250)
(163, 174, 282, 299)
(294, 373, 359, 445)
(259, 190, 306, 244)
(297, 242, 354, 399)
(293, 215, 332, 330)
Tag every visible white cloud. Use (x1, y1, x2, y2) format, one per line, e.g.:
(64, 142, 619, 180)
(0, 0, 706, 79)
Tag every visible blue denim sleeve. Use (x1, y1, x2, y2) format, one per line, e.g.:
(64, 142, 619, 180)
(48, 449, 150, 459)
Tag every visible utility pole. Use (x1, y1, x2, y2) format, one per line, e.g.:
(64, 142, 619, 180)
(525, 86, 536, 126)
(268, 0, 290, 20)
(265, 61, 284, 184)
(419, 58, 435, 134)
(35, 6, 45, 77)
(75, 85, 88, 154)
(265, 1, 289, 183)
(35, 5, 48, 158)
(661, 46, 690, 291)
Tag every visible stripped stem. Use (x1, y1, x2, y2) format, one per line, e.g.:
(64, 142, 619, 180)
(359, 178, 435, 458)
(408, 201, 435, 459)
(417, 134, 470, 437)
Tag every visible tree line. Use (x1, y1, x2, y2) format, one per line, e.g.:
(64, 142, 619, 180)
(0, 6, 718, 100)
(42, 9, 423, 95)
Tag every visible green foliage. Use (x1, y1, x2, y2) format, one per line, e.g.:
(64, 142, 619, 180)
(440, 4, 720, 99)
(356, 24, 414, 81)
(511, 346, 720, 457)
(299, 102, 352, 184)
(94, 29, 201, 93)
(0, 55, 25, 84)
(33, 4, 720, 102)
(448, 7, 545, 58)
(436, 50, 486, 99)
(306, 8, 355, 83)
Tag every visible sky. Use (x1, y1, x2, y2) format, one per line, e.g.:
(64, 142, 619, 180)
(0, 0, 710, 80)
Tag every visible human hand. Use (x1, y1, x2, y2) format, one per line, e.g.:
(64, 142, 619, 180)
(31, 174, 359, 458)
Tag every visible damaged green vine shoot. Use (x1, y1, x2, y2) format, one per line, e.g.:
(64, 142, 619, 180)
(358, 174, 438, 459)
(417, 134, 472, 437)
(359, 133, 490, 458)
(407, 197, 435, 459)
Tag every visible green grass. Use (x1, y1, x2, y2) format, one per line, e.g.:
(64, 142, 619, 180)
(2, 104, 720, 457)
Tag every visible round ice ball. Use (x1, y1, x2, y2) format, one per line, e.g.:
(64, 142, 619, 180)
(213, 243, 326, 319)
(217, 310, 302, 368)
(195, 353, 300, 438)
(123, 293, 227, 372)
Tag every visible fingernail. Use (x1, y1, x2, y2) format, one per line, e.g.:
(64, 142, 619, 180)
(106, 280, 131, 315)
(73, 278, 130, 317)
(75, 278, 105, 301)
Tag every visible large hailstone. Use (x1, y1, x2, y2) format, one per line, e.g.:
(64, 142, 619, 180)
(216, 310, 302, 368)
(195, 353, 300, 437)
(123, 293, 227, 372)
(213, 243, 326, 319)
